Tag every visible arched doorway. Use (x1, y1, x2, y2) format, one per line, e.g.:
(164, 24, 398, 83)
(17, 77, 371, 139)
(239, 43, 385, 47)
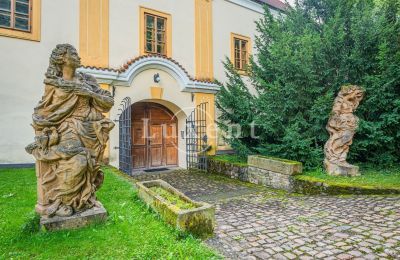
(131, 102, 178, 170)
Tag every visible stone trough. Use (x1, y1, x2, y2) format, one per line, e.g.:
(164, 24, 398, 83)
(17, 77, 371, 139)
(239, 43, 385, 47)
(136, 179, 215, 238)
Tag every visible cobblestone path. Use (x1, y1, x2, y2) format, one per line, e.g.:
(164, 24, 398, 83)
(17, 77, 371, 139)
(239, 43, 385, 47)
(133, 170, 400, 259)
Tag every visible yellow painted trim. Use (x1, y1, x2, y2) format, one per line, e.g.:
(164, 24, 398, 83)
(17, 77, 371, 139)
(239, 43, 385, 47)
(194, 93, 217, 155)
(194, 0, 213, 80)
(139, 6, 172, 57)
(150, 86, 164, 99)
(79, 0, 109, 67)
(100, 83, 111, 163)
(0, 0, 41, 41)
(230, 32, 251, 75)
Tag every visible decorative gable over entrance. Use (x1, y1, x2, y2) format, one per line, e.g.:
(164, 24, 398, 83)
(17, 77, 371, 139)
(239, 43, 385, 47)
(78, 54, 220, 93)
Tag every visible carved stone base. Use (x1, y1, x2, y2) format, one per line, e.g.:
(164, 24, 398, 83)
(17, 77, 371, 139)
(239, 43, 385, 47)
(40, 204, 107, 231)
(324, 160, 360, 177)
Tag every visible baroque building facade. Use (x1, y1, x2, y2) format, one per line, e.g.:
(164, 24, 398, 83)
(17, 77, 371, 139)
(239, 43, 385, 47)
(0, 0, 285, 171)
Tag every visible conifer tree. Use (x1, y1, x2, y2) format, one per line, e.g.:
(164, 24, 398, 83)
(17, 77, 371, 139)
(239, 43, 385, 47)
(217, 0, 400, 168)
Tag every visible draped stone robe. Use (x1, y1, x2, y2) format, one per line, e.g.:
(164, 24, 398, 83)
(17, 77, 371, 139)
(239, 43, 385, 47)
(31, 73, 114, 214)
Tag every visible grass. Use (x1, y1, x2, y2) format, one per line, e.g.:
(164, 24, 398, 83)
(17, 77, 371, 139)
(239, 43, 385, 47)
(210, 154, 248, 167)
(0, 167, 220, 259)
(149, 187, 196, 210)
(296, 166, 400, 190)
(256, 155, 301, 165)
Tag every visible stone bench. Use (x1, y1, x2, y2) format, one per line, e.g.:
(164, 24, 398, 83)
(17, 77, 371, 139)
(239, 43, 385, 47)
(247, 155, 303, 191)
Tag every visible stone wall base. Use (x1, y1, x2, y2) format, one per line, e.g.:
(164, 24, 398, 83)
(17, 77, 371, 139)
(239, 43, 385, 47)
(40, 204, 107, 231)
(207, 159, 248, 182)
(248, 166, 294, 191)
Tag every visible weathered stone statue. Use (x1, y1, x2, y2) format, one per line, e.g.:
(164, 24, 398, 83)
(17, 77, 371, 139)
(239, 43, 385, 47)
(26, 44, 114, 226)
(324, 85, 364, 176)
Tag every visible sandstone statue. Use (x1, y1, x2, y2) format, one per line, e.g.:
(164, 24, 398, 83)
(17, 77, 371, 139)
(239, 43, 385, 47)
(324, 85, 364, 176)
(26, 44, 114, 219)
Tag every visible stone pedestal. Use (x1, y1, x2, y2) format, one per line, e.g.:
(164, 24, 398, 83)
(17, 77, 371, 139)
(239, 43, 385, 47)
(324, 160, 360, 177)
(40, 205, 107, 231)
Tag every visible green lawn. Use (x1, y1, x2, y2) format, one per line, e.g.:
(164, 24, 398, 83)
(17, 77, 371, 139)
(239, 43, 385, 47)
(0, 167, 220, 259)
(296, 166, 400, 190)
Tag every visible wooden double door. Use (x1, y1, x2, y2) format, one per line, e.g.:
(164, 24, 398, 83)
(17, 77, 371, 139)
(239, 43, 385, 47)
(132, 102, 178, 170)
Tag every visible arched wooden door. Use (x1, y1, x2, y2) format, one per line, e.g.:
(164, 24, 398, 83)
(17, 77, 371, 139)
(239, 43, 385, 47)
(131, 102, 178, 170)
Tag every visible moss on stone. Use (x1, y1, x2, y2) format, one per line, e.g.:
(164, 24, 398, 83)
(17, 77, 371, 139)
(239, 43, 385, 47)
(256, 155, 301, 165)
(178, 211, 215, 239)
(296, 167, 400, 190)
(293, 166, 400, 195)
(209, 155, 248, 167)
(149, 187, 196, 210)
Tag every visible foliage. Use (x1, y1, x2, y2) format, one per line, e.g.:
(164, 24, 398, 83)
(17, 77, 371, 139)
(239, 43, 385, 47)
(297, 165, 400, 190)
(0, 167, 220, 259)
(216, 0, 400, 168)
(149, 187, 196, 210)
(210, 154, 248, 166)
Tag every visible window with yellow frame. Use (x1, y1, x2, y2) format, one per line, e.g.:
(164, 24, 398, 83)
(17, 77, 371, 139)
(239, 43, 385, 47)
(139, 7, 171, 57)
(230, 33, 251, 73)
(0, 0, 40, 41)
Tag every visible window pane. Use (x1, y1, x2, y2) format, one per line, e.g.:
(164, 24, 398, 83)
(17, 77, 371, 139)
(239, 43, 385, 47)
(234, 39, 240, 49)
(157, 31, 165, 43)
(146, 42, 153, 52)
(146, 30, 153, 40)
(0, 0, 11, 11)
(157, 18, 165, 31)
(241, 40, 247, 49)
(15, 15, 29, 30)
(145, 15, 155, 53)
(235, 50, 240, 60)
(242, 50, 247, 59)
(0, 12, 10, 27)
(15, 1, 29, 15)
(157, 43, 165, 55)
(235, 60, 240, 69)
(146, 15, 154, 28)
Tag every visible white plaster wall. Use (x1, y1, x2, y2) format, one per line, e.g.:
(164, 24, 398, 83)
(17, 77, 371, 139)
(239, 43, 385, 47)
(109, 0, 195, 75)
(213, 0, 264, 83)
(109, 69, 196, 169)
(0, 0, 79, 164)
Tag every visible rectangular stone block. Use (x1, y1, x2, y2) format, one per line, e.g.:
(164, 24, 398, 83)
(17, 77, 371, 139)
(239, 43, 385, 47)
(248, 166, 293, 190)
(248, 155, 303, 175)
(40, 205, 107, 231)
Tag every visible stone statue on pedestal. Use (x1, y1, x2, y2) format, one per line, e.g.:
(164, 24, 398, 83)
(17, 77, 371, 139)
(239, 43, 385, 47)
(26, 44, 114, 224)
(324, 85, 364, 177)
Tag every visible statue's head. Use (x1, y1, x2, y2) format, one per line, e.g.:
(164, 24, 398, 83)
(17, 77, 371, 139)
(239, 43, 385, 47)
(338, 85, 365, 110)
(45, 44, 81, 79)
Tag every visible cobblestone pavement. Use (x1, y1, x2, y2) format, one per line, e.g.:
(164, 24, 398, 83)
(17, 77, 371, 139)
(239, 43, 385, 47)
(132, 170, 400, 259)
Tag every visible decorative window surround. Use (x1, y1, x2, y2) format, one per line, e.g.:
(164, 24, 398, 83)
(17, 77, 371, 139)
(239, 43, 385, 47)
(230, 33, 251, 75)
(0, 0, 40, 41)
(139, 6, 172, 57)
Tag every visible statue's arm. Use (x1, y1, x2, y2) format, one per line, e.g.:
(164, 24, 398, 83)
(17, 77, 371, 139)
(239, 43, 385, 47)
(74, 83, 114, 111)
(90, 89, 114, 111)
